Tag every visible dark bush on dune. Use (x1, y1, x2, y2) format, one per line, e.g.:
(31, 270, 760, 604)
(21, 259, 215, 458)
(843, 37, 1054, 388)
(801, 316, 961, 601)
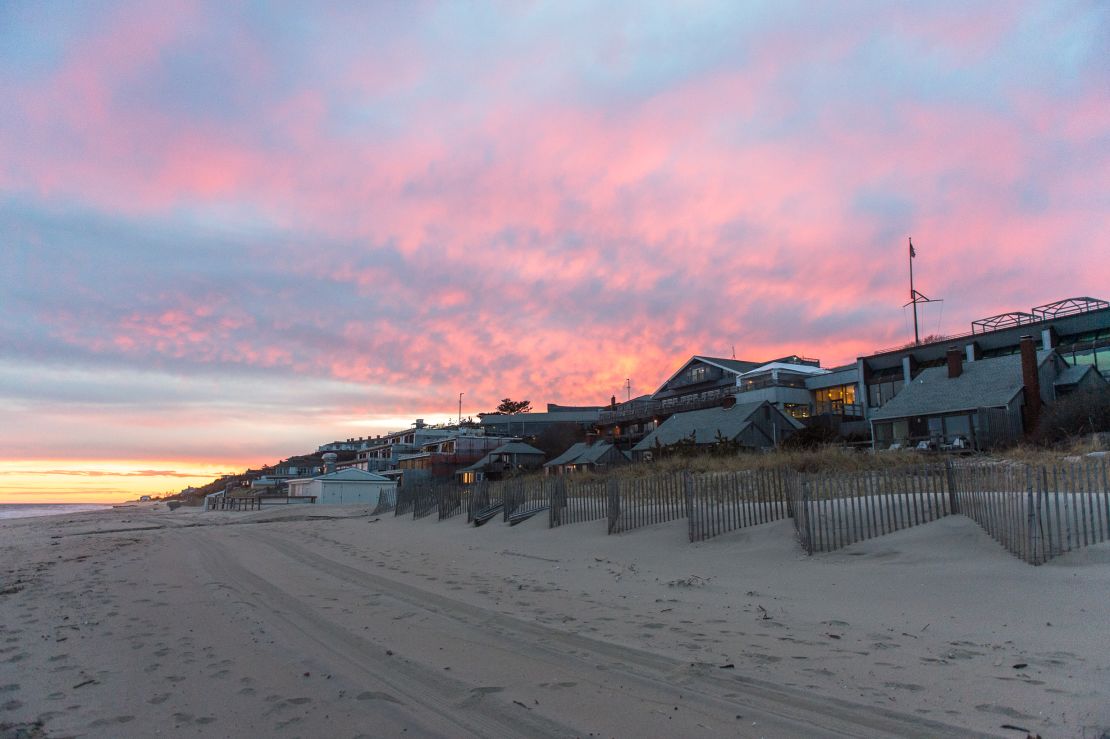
(1032, 386, 1110, 445)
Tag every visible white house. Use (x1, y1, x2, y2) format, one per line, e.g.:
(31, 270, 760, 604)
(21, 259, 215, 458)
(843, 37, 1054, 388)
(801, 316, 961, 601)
(286, 468, 397, 506)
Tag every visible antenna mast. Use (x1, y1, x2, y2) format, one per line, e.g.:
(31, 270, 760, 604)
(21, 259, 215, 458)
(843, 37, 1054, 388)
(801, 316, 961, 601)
(904, 237, 942, 346)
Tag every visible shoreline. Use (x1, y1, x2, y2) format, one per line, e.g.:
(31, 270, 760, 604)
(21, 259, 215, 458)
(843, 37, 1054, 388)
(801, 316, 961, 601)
(2, 505, 1107, 737)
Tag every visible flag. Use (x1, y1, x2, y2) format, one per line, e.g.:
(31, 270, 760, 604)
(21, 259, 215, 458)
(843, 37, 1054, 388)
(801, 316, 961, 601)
(909, 238, 916, 258)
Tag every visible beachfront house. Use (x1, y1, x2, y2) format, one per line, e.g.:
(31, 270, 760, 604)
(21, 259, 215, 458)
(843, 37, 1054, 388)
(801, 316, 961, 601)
(543, 440, 630, 475)
(867, 335, 1099, 450)
(456, 441, 546, 483)
(632, 400, 802, 459)
(286, 468, 397, 506)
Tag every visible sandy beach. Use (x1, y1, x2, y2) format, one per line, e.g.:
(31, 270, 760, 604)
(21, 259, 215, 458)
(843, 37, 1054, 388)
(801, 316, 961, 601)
(2, 503, 1108, 738)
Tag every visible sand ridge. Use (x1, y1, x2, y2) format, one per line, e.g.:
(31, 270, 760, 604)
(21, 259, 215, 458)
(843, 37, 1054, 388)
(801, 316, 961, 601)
(1, 503, 1108, 737)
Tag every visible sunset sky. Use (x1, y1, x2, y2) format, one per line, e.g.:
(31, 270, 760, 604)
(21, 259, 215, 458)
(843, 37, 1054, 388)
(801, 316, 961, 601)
(2, 1, 1108, 502)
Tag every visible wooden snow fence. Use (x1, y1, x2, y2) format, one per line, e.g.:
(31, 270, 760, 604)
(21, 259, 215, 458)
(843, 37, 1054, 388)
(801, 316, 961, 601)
(607, 474, 687, 534)
(436, 483, 468, 520)
(466, 480, 503, 526)
(371, 486, 397, 515)
(685, 468, 791, 542)
(788, 464, 954, 555)
(501, 477, 553, 523)
(549, 477, 608, 527)
(384, 457, 1108, 566)
(393, 485, 416, 517)
(952, 457, 1110, 565)
(411, 483, 440, 519)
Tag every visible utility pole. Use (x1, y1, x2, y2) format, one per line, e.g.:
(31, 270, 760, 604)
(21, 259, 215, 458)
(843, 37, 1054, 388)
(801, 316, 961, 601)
(458, 392, 464, 426)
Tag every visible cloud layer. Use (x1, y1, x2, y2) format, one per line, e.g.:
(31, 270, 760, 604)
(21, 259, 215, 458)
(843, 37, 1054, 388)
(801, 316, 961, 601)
(2, 1, 1108, 498)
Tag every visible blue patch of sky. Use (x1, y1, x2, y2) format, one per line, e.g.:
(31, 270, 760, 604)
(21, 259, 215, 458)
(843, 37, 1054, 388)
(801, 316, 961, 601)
(0, 2, 103, 81)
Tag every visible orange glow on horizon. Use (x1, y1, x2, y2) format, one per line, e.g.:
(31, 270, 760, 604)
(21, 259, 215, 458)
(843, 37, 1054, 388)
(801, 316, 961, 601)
(0, 459, 249, 505)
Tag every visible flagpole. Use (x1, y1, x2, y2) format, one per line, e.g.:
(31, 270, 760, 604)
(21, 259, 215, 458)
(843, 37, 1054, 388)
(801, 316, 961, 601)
(909, 237, 919, 346)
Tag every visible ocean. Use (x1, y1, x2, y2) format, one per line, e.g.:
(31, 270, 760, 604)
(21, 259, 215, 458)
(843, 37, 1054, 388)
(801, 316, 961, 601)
(0, 503, 113, 520)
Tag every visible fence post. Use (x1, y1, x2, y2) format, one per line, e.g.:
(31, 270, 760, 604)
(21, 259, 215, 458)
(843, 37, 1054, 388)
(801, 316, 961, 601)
(1025, 466, 1038, 564)
(783, 467, 794, 519)
(683, 471, 695, 542)
(606, 477, 620, 534)
(944, 457, 959, 515)
(802, 477, 814, 555)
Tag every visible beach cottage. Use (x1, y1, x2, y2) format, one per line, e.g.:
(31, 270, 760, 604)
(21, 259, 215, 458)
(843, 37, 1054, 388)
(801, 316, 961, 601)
(287, 468, 397, 506)
(632, 400, 802, 459)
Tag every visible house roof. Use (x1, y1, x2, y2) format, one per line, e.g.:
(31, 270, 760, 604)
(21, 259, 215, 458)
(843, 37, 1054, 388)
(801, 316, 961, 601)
(652, 355, 764, 396)
(633, 401, 782, 451)
(574, 442, 620, 465)
(541, 441, 623, 467)
(543, 442, 590, 467)
(491, 442, 546, 456)
(738, 362, 830, 378)
(313, 468, 393, 482)
(1054, 364, 1103, 387)
(869, 350, 1050, 422)
(459, 442, 547, 472)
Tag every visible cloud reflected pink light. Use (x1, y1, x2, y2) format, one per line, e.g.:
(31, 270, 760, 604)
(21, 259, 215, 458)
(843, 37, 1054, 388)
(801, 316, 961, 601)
(1, 2, 1108, 500)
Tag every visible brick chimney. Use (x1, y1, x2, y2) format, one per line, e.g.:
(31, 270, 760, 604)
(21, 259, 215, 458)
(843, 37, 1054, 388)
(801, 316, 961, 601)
(1020, 335, 1042, 432)
(946, 347, 962, 378)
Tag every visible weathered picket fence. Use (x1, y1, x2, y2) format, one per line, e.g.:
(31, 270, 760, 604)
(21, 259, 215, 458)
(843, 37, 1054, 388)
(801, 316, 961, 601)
(371, 486, 397, 515)
(788, 464, 955, 555)
(608, 474, 686, 534)
(384, 457, 1108, 566)
(549, 478, 608, 527)
(686, 468, 791, 542)
(953, 458, 1110, 564)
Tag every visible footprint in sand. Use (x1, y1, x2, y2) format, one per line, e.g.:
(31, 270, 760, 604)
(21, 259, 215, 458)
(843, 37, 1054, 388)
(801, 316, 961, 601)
(88, 715, 135, 728)
(357, 691, 404, 703)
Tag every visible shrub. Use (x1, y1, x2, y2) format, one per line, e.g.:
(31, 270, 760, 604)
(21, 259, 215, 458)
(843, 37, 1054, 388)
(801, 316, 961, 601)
(1032, 386, 1110, 446)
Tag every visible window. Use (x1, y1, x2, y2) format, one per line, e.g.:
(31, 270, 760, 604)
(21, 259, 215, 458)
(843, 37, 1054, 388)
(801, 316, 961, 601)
(689, 366, 707, 383)
(784, 403, 810, 419)
(867, 379, 903, 407)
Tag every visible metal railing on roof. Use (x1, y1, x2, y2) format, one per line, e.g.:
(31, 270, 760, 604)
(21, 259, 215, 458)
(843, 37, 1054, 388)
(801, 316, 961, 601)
(870, 296, 1108, 357)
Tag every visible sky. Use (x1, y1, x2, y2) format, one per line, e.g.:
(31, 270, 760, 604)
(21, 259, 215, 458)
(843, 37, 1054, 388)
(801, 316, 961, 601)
(2, 1, 1108, 502)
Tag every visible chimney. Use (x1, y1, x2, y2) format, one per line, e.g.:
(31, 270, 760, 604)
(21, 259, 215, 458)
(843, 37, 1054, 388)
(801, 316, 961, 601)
(946, 347, 962, 378)
(1020, 335, 1042, 432)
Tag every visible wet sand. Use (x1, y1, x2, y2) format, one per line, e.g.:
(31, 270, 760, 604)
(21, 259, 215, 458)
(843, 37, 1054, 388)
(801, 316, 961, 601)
(1, 503, 1108, 737)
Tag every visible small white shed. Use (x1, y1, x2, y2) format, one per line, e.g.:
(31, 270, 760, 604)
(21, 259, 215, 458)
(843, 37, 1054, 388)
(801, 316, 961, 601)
(287, 468, 397, 506)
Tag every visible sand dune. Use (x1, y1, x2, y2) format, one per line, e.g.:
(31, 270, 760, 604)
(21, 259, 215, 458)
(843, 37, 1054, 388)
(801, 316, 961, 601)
(1, 504, 1107, 737)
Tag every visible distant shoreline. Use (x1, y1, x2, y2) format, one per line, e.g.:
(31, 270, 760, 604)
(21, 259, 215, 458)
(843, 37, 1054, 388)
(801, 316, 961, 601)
(0, 503, 113, 521)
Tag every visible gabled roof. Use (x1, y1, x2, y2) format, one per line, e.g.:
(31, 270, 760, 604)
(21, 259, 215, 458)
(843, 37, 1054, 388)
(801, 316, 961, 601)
(460, 442, 547, 472)
(543, 442, 590, 467)
(633, 401, 786, 451)
(574, 442, 620, 465)
(490, 442, 546, 456)
(653, 355, 763, 396)
(314, 468, 393, 482)
(739, 362, 830, 378)
(1054, 364, 1104, 387)
(869, 351, 1051, 422)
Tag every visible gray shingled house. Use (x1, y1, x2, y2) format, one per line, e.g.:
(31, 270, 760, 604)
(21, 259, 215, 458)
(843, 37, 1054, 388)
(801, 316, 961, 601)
(631, 400, 802, 459)
(456, 442, 546, 483)
(543, 441, 629, 475)
(868, 336, 1098, 450)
